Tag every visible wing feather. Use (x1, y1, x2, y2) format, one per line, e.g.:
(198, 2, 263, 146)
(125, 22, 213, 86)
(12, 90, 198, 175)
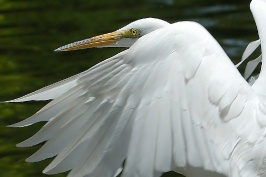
(25, 100, 100, 161)
(9, 21, 266, 177)
(9, 86, 84, 127)
(171, 74, 187, 168)
(18, 98, 88, 147)
(6, 53, 126, 102)
(155, 82, 173, 172)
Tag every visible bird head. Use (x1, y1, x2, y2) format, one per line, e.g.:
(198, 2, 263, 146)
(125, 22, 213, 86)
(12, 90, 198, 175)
(54, 18, 169, 51)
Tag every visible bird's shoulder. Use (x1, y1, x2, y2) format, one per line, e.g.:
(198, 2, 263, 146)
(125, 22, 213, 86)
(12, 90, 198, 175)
(123, 21, 227, 66)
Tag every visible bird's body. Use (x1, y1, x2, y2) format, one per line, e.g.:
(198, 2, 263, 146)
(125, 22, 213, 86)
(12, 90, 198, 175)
(5, 0, 266, 177)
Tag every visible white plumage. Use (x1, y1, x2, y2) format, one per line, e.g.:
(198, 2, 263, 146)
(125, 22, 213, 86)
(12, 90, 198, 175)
(5, 0, 266, 177)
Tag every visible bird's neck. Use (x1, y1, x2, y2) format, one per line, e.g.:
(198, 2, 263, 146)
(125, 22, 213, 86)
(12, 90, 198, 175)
(250, 0, 266, 97)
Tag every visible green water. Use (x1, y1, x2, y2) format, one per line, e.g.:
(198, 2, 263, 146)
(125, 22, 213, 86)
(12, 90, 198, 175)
(0, 0, 258, 176)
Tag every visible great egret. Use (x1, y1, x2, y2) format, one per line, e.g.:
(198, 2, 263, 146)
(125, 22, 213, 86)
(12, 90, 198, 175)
(4, 0, 266, 176)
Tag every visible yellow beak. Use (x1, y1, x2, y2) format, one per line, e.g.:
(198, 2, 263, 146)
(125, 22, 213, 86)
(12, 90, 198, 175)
(54, 31, 123, 52)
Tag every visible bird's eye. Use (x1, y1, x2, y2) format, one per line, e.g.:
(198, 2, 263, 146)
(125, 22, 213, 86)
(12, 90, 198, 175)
(130, 28, 140, 37)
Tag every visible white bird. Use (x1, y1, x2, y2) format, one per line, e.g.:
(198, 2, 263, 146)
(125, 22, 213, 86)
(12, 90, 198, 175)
(5, 0, 266, 177)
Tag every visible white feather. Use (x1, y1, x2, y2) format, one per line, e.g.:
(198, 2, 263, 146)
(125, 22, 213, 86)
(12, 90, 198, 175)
(236, 39, 260, 68)
(6, 4, 266, 177)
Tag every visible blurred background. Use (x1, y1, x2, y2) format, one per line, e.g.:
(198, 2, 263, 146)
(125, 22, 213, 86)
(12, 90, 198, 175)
(0, 0, 258, 176)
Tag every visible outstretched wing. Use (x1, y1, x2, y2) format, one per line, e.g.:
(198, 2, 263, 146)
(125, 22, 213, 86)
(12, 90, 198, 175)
(8, 22, 266, 177)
